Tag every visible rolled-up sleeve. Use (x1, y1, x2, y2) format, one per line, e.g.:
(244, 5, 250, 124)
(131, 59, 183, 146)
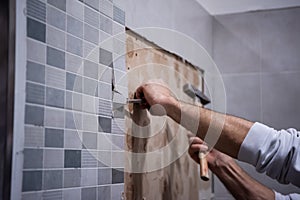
(237, 122, 300, 187)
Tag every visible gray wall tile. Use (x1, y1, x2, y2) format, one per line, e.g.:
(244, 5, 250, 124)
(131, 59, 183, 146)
(113, 6, 125, 25)
(26, 82, 45, 105)
(64, 130, 82, 149)
(67, 34, 83, 56)
(84, 0, 99, 11)
(46, 66, 66, 89)
(23, 148, 43, 169)
(47, 46, 65, 69)
(83, 77, 98, 96)
(98, 116, 111, 133)
(44, 149, 64, 168)
(25, 105, 44, 126)
(84, 60, 99, 80)
(22, 171, 42, 191)
(82, 95, 97, 114)
(27, 39, 46, 64)
(98, 98, 112, 117)
(98, 82, 112, 100)
(99, 64, 112, 83)
(27, 18, 46, 43)
(26, 61, 45, 84)
(84, 24, 99, 45)
(44, 107, 65, 128)
(111, 151, 124, 168)
(64, 150, 81, 168)
(24, 126, 44, 148)
(100, 14, 112, 34)
(82, 132, 97, 149)
(22, 192, 43, 200)
(46, 87, 65, 108)
(97, 185, 111, 200)
(97, 133, 111, 150)
(98, 168, 112, 185)
(66, 72, 82, 92)
(111, 184, 124, 200)
(47, 0, 66, 11)
(66, 91, 82, 112)
(46, 25, 65, 50)
(100, 0, 113, 18)
(81, 187, 97, 200)
(99, 48, 113, 67)
(43, 170, 63, 190)
(63, 188, 81, 200)
(27, 0, 46, 22)
(66, 53, 84, 74)
(42, 190, 63, 200)
(64, 169, 81, 187)
(81, 150, 98, 167)
(112, 168, 124, 184)
(84, 6, 99, 28)
(45, 128, 64, 148)
(67, 15, 83, 38)
(81, 168, 97, 186)
(47, 5, 66, 30)
(97, 151, 111, 167)
(82, 113, 98, 132)
(111, 135, 124, 150)
(66, 0, 84, 21)
(111, 118, 125, 135)
(65, 111, 82, 129)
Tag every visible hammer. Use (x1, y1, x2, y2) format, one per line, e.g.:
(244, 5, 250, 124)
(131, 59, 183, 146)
(183, 83, 210, 181)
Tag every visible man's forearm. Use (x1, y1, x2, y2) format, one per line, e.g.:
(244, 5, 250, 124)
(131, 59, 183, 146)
(166, 100, 253, 158)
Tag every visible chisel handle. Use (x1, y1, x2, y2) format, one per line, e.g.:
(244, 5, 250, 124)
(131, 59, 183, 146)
(199, 152, 209, 181)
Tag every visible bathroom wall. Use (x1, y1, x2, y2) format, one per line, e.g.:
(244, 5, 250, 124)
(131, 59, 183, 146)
(212, 7, 300, 199)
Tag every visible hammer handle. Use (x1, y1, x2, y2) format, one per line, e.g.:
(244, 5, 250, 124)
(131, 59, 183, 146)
(199, 152, 209, 181)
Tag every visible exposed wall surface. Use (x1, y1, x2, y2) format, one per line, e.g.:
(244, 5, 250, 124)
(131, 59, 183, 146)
(212, 7, 300, 199)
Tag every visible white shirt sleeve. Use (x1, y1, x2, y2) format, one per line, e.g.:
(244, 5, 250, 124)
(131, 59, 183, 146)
(237, 122, 300, 187)
(275, 191, 300, 200)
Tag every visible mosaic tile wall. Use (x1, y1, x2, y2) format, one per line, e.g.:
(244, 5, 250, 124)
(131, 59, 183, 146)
(22, 0, 126, 199)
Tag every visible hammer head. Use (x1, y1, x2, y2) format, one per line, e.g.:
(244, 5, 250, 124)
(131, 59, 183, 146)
(183, 83, 211, 106)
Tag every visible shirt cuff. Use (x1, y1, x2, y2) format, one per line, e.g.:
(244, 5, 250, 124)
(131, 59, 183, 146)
(237, 122, 273, 165)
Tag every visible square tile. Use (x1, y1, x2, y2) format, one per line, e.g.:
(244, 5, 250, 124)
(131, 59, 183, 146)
(65, 111, 82, 129)
(82, 113, 98, 132)
(44, 149, 64, 168)
(85, 0, 99, 10)
(46, 25, 65, 50)
(98, 116, 111, 133)
(45, 128, 64, 148)
(84, 6, 99, 28)
(81, 168, 97, 186)
(66, 72, 82, 92)
(26, 82, 45, 105)
(66, 0, 84, 21)
(100, 14, 112, 34)
(83, 77, 98, 96)
(111, 184, 124, 200)
(82, 132, 97, 149)
(81, 150, 98, 167)
(64, 150, 81, 168)
(99, 48, 113, 67)
(22, 171, 42, 192)
(97, 133, 111, 150)
(25, 105, 44, 126)
(66, 91, 82, 111)
(47, 0, 66, 11)
(47, 5, 66, 30)
(97, 151, 111, 167)
(84, 24, 99, 45)
(111, 151, 124, 168)
(22, 192, 43, 200)
(42, 190, 63, 200)
(47, 46, 65, 69)
(98, 98, 112, 117)
(111, 118, 125, 135)
(64, 130, 82, 149)
(66, 53, 84, 74)
(97, 185, 111, 200)
(44, 107, 65, 128)
(112, 168, 124, 184)
(45, 66, 66, 89)
(27, 18, 46, 43)
(46, 87, 65, 108)
(113, 6, 125, 25)
(23, 148, 43, 169)
(27, 0, 46, 22)
(24, 126, 44, 148)
(67, 34, 83, 56)
(98, 168, 111, 185)
(27, 39, 46, 64)
(84, 59, 99, 79)
(67, 15, 83, 38)
(43, 170, 63, 190)
(99, 0, 113, 18)
(82, 94, 96, 114)
(99, 64, 112, 83)
(26, 61, 45, 84)
(98, 82, 112, 100)
(111, 135, 124, 150)
(81, 187, 97, 200)
(64, 169, 81, 187)
(63, 188, 81, 200)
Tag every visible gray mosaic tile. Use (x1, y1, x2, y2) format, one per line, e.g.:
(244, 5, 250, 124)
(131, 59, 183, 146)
(81, 168, 97, 186)
(67, 34, 83, 56)
(63, 188, 81, 200)
(112, 22, 125, 37)
(25, 105, 44, 126)
(65, 111, 82, 129)
(111, 151, 124, 168)
(97, 151, 111, 167)
(99, 0, 113, 18)
(81, 150, 97, 167)
(99, 48, 113, 67)
(44, 107, 65, 128)
(26, 61, 45, 84)
(98, 98, 112, 117)
(64, 150, 81, 168)
(112, 168, 124, 184)
(82, 132, 97, 149)
(111, 135, 124, 150)
(82, 113, 98, 132)
(27, 0, 46, 22)
(22, 192, 42, 200)
(66, 72, 82, 92)
(100, 14, 112, 34)
(97, 185, 111, 200)
(24, 126, 44, 148)
(46, 87, 65, 108)
(46, 25, 65, 50)
(47, 5, 66, 30)
(27, 18, 46, 42)
(113, 54, 126, 72)
(27, 39, 46, 64)
(97, 133, 111, 151)
(99, 64, 112, 83)
(66, 0, 84, 21)
(64, 130, 82, 149)
(23, 148, 43, 169)
(83, 77, 98, 96)
(45, 128, 64, 148)
(66, 53, 84, 74)
(111, 118, 125, 135)
(84, 6, 99, 28)
(84, 0, 99, 11)
(47, 46, 65, 69)
(45, 67, 66, 89)
(111, 184, 124, 200)
(82, 95, 97, 114)
(64, 169, 81, 188)
(98, 116, 111, 133)
(84, 24, 99, 45)
(26, 82, 45, 105)
(44, 149, 64, 168)
(42, 190, 63, 200)
(84, 59, 98, 79)
(67, 15, 83, 38)
(98, 82, 112, 100)
(47, 0, 66, 11)
(113, 6, 125, 25)
(43, 170, 63, 190)
(81, 187, 96, 200)
(113, 38, 125, 55)
(66, 91, 82, 111)
(98, 168, 112, 185)
(22, 170, 42, 192)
